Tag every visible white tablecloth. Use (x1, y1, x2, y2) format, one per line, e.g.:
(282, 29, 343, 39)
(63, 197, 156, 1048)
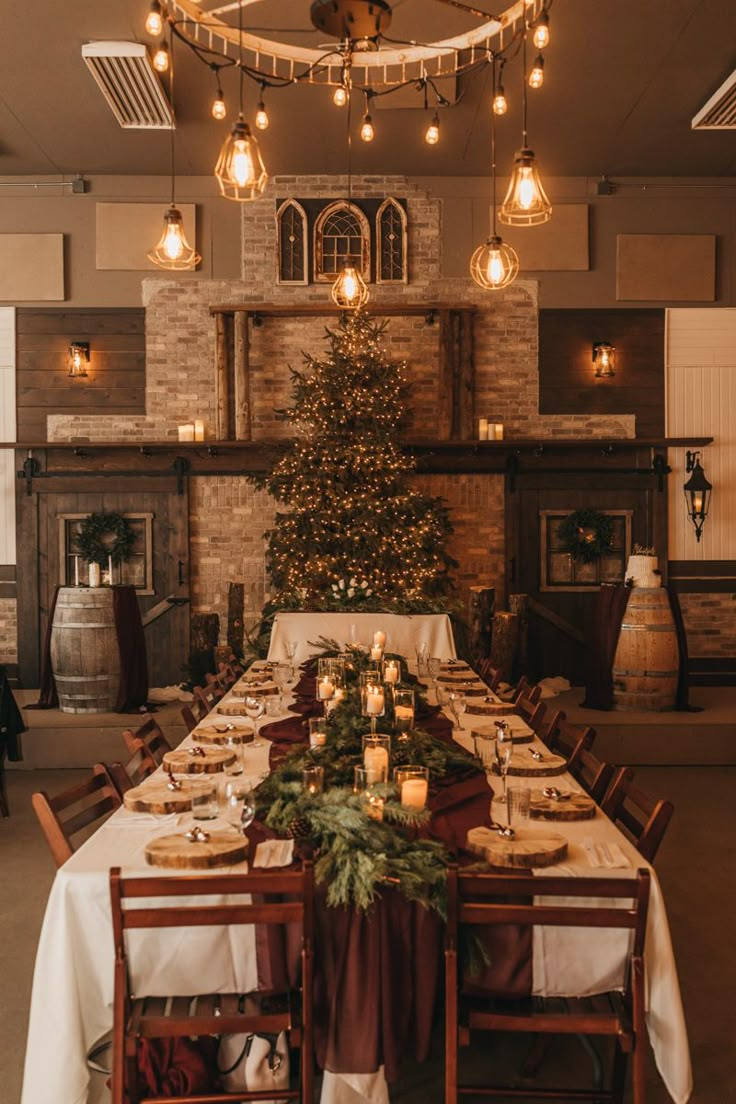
(268, 612, 456, 666)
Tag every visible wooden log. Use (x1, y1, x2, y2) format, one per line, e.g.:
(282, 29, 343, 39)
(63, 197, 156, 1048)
(455, 308, 475, 441)
(123, 782, 192, 815)
(437, 310, 454, 441)
(233, 311, 251, 440)
(227, 582, 245, 656)
(467, 826, 568, 869)
(490, 611, 519, 683)
(145, 829, 247, 869)
(469, 586, 495, 662)
(508, 594, 529, 675)
(193, 724, 253, 745)
(191, 613, 220, 653)
(162, 746, 235, 774)
(215, 312, 231, 440)
(529, 792, 597, 821)
(499, 748, 567, 777)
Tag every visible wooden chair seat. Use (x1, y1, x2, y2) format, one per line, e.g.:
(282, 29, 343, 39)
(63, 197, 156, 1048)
(122, 714, 172, 765)
(32, 764, 121, 867)
(602, 768, 674, 863)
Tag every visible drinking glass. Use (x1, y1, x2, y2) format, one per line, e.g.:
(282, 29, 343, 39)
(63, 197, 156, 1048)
(222, 733, 243, 776)
(495, 727, 514, 805)
(507, 786, 530, 827)
(309, 718, 328, 750)
(448, 691, 467, 734)
(303, 765, 324, 795)
(360, 672, 385, 735)
(190, 778, 219, 821)
(284, 639, 297, 661)
(240, 786, 256, 833)
(221, 779, 246, 828)
(414, 641, 429, 677)
(426, 656, 441, 701)
(474, 733, 496, 773)
(362, 734, 391, 783)
(244, 695, 265, 748)
(272, 663, 290, 693)
(394, 765, 429, 809)
(393, 688, 415, 739)
(265, 693, 283, 718)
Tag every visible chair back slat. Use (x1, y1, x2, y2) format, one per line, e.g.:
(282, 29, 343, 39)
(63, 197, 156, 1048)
(32, 764, 121, 867)
(602, 767, 674, 863)
(124, 902, 305, 930)
(193, 682, 225, 714)
(122, 713, 171, 765)
(181, 698, 206, 733)
(119, 869, 305, 898)
(459, 902, 639, 929)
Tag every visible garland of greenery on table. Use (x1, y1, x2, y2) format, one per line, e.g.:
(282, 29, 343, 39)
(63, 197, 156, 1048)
(74, 511, 136, 566)
(556, 508, 614, 564)
(255, 642, 483, 916)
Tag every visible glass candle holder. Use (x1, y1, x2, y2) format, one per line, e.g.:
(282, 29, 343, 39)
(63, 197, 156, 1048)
(394, 765, 429, 810)
(309, 717, 328, 750)
(361, 734, 391, 783)
(393, 688, 415, 739)
(370, 644, 384, 664)
(316, 673, 336, 702)
(373, 630, 387, 649)
(303, 764, 324, 796)
(360, 672, 385, 735)
(382, 658, 401, 686)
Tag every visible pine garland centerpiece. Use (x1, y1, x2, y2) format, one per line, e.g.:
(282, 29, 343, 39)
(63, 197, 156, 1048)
(556, 508, 614, 564)
(75, 511, 136, 566)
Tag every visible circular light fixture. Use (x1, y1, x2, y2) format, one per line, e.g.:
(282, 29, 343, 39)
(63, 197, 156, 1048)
(148, 205, 201, 269)
(470, 235, 519, 290)
(332, 265, 370, 309)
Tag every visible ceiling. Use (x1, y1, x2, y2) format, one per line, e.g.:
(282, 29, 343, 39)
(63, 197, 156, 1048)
(0, 0, 735, 180)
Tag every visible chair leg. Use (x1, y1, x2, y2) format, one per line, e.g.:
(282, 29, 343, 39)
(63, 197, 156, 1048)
(445, 950, 458, 1104)
(632, 957, 647, 1104)
(611, 1042, 628, 1104)
(0, 767, 9, 818)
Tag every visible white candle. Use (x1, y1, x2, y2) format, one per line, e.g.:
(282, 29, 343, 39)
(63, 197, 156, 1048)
(318, 676, 335, 700)
(384, 661, 399, 685)
(394, 705, 414, 724)
(107, 555, 113, 585)
(194, 418, 205, 441)
(310, 732, 327, 748)
(364, 745, 389, 778)
(370, 645, 383, 663)
(365, 688, 384, 715)
(478, 418, 489, 441)
(178, 423, 195, 442)
(373, 631, 387, 648)
(88, 562, 100, 588)
(401, 778, 428, 809)
(493, 422, 504, 440)
(333, 687, 346, 704)
(73, 556, 79, 586)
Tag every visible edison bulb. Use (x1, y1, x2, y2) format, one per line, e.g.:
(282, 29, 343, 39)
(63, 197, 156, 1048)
(145, 1, 163, 37)
(492, 88, 507, 115)
(232, 140, 256, 187)
(532, 13, 550, 50)
(162, 222, 185, 262)
(518, 170, 537, 209)
(425, 114, 440, 145)
(360, 113, 375, 142)
(153, 43, 169, 73)
(333, 84, 348, 107)
(212, 94, 226, 120)
(529, 56, 544, 89)
(255, 101, 269, 130)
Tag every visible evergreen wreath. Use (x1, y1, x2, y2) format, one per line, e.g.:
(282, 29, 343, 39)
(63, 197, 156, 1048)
(557, 508, 614, 564)
(75, 511, 136, 566)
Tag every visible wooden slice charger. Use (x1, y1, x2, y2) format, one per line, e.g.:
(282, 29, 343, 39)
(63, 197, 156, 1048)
(529, 792, 596, 821)
(162, 746, 235, 775)
(471, 726, 534, 746)
(231, 684, 279, 697)
(444, 682, 487, 697)
(466, 699, 510, 716)
(123, 781, 192, 815)
(502, 749, 567, 777)
(145, 830, 247, 869)
(193, 724, 253, 746)
(438, 672, 476, 684)
(467, 825, 568, 869)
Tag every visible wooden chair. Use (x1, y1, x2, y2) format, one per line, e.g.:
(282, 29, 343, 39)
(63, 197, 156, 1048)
(32, 764, 121, 867)
(122, 714, 172, 766)
(206, 667, 235, 693)
(542, 713, 612, 801)
(476, 659, 502, 691)
(445, 865, 651, 1104)
(110, 863, 315, 1104)
(513, 676, 541, 706)
(181, 695, 208, 734)
(106, 738, 158, 796)
(602, 768, 674, 863)
(516, 695, 547, 732)
(192, 681, 225, 716)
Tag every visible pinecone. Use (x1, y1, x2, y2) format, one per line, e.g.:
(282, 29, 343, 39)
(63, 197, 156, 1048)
(287, 815, 311, 840)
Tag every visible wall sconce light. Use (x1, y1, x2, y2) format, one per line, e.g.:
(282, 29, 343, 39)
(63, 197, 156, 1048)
(68, 342, 90, 378)
(592, 341, 615, 378)
(684, 450, 712, 543)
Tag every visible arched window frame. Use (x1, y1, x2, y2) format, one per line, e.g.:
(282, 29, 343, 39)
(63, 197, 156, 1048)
(275, 198, 309, 285)
(376, 197, 408, 284)
(314, 200, 371, 284)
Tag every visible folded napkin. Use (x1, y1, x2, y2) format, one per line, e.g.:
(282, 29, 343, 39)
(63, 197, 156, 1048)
(260, 717, 308, 744)
(253, 838, 295, 869)
(582, 838, 631, 869)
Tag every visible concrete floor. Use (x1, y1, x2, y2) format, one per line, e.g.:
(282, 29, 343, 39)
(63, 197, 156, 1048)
(2, 766, 733, 1103)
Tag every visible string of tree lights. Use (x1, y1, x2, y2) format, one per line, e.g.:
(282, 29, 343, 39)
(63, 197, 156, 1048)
(256, 310, 456, 610)
(144, 0, 554, 292)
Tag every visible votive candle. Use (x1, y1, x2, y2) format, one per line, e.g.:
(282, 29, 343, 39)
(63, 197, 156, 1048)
(317, 675, 335, 700)
(401, 778, 428, 809)
(365, 687, 384, 715)
(384, 660, 400, 685)
(370, 645, 384, 663)
(373, 630, 387, 648)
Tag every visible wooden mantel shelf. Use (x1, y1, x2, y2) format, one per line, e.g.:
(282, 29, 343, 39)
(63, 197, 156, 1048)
(0, 437, 714, 452)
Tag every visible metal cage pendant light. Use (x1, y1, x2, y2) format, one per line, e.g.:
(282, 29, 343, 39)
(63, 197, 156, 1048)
(499, 31, 551, 228)
(149, 29, 201, 270)
(331, 90, 369, 310)
(214, 0, 267, 202)
(470, 59, 519, 291)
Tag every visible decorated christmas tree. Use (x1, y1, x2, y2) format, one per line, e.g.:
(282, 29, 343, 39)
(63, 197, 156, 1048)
(261, 310, 455, 610)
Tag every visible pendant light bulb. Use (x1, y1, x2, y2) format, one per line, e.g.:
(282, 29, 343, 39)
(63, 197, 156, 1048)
(529, 54, 545, 89)
(215, 115, 268, 201)
(152, 41, 169, 73)
(255, 100, 270, 130)
(470, 235, 519, 290)
(360, 113, 375, 142)
(332, 264, 369, 309)
(333, 84, 348, 107)
(145, 0, 164, 37)
(532, 10, 550, 50)
(492, 85, 508, 115)
(148, 206, 201, 270)
(425, 112, 440, 145)
(212, 89, 226, 120)
(499, 148, 552, 226)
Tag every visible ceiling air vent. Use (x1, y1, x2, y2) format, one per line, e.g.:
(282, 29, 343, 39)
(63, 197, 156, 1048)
(692, 69, 736, 129)
(82, 41, 173, 129)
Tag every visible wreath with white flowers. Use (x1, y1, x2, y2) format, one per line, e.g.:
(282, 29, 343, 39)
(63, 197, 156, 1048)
(557, 508, 614, 565)
(75, 511, 136, 567)
(330, 576, 374, 605)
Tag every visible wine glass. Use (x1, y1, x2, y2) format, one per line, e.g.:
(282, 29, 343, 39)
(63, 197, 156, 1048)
(426, 657, 441, 701)
(284, 639, 297, 663)
(244, 695, 265, 747)
(414, 641, 429, 677)
(495, 727, 514, 806)
(221, 779, 246, 828)
(240, 786, 256, 834)
(448, 691, 467, 734)
(272, 663, 290, 694)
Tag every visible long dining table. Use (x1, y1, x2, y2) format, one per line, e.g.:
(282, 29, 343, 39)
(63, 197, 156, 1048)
(21, 652, 692, 1104)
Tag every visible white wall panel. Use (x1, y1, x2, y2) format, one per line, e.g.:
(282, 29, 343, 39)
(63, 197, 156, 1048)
(666, 309, 736, 560)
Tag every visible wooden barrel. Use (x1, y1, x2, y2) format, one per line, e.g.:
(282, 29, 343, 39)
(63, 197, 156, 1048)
(50, 588, 120, 713)
(612, 589, 679, 712)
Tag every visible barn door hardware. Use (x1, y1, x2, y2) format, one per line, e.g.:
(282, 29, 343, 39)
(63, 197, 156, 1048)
(651, 453, 670, 492)
(18, 455, 40, 496)
(172, 456, 190, 495)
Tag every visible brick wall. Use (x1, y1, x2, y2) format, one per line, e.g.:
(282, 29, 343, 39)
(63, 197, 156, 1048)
(0, 598, 17, 664)
(678, 593, 736, 658)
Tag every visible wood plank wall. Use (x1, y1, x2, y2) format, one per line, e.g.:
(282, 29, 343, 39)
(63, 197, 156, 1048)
(15, 308, 145, 441)
(539, 309, 665, 438)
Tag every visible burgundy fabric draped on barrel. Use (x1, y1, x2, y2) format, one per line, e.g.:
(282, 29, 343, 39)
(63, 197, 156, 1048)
(35, 585, 148, 711)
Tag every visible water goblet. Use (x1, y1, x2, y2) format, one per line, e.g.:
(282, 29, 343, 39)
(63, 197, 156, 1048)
(244, 695, 265, 748)
(272, 663, 290, 694)
(495, 726, 514, 806)
(222, 733, 244, 776)
(448, 691, 467, 734)
(284, 640, 297, 663)
(240, 786, 256, 834)
(414, 641, 429, 677)
(426, 656, 441, 701)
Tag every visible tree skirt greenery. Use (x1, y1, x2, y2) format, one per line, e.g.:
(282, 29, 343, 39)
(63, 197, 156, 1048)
(74, 511, 136, 566)
(556, 508, 614, 564)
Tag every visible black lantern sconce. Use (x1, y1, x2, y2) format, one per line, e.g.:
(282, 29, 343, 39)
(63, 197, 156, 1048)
(684, 450, 712, 543)
(592, 341, 615, 378)
(68, 342, 90, 378)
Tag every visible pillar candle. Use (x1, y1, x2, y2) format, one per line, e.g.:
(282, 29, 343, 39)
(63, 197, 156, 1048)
(364, 745, 389, 779)
(73, 555, 79, 586)
(478, 418, 489, 441)
(401, 778, 428, 809)
(107, 555, 113, 585)
(373, 630, 387, 648)
(88, 562, 101, 588)
(194, 419, 205, 441)
(492, 423, 504, 440)
(394, 705, 414, 725)
(365, 687, 384, 715)
(178, 423, 195, 442)
(370, 645, 383, 663)
(317, 676, 335, 700)
(384, 661, 399, 684)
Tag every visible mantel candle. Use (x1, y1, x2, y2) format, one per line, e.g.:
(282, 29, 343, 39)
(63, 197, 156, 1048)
(194, 419, 205, 441)
(178, 423, 195, 442)
(88, 562, 101, 588)
(492, 422, 504, 440)
(107, 555, 113, 586)
(73, 555, 79, 586)
(478, 418, 489, 441)
(363, 734, 390, 783)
